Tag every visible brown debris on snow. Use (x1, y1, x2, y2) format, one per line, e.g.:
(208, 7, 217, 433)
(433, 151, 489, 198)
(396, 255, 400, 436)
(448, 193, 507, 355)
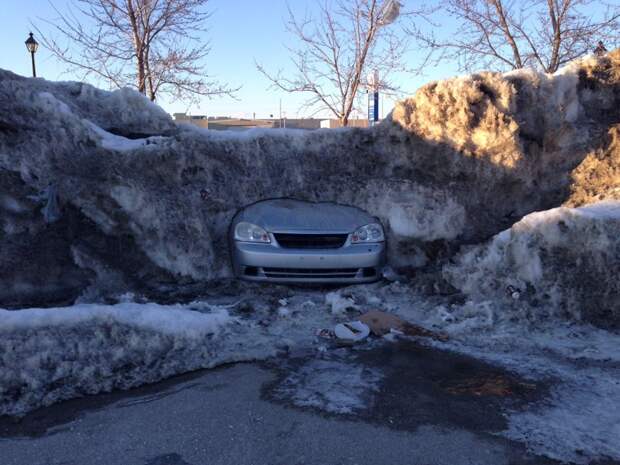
(360, 310, 448, 341)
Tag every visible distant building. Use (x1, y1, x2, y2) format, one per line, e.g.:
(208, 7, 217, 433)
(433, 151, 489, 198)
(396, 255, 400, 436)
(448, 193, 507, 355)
(320, 119, 369, 129)
(173, 113, 370, 130)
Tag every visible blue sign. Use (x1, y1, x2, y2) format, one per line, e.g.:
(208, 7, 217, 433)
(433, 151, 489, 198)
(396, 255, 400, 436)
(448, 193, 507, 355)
(368, 91, 379, 124)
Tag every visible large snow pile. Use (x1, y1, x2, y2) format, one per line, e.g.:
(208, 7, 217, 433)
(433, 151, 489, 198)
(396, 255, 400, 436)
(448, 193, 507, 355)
(444, 201, 620, 328)
(0, 50, 619, 306)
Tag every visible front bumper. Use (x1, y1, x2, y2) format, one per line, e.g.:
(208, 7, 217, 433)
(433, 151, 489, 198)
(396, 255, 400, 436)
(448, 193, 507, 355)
(232, 241, 386, 284)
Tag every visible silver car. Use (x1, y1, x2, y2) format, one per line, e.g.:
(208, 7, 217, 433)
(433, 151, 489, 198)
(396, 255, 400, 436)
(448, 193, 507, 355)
(230, 198, 386, 283)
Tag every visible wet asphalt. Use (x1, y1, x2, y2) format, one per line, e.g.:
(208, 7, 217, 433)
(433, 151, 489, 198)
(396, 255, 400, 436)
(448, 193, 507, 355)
(0, 341, 568, 465)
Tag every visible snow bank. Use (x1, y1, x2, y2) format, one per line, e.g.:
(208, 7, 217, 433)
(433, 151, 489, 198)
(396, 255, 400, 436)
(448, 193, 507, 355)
(389, 53, 603, 167)
(0, 302, 236, 416)
(444, 201, 620, 327)
(0, 302, 232, 334)
(0, 288, 367, 417)
(0, 50, 619, 306)
(36, 83, 175, 136)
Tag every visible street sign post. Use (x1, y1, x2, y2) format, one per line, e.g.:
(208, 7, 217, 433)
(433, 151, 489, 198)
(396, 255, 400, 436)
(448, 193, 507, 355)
(368, 91, 379, 126)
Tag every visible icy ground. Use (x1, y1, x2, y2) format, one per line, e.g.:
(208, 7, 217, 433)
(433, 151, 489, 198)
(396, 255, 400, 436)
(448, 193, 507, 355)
(271, 351, 385, 415)
(2, 280, 619, 464)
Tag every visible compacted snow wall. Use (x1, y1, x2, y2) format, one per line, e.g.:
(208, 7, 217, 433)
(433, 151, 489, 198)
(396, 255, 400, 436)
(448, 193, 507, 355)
(444, 201, 620, 327)
(0, 51, 619, 307)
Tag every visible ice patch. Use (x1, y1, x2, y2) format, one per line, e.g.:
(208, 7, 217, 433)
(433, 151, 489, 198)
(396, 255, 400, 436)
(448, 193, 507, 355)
(438, 322, 620, 464)
(272, 356, 383, 414)
(343, 280, 620, 463)
(506, 376, 620, 463)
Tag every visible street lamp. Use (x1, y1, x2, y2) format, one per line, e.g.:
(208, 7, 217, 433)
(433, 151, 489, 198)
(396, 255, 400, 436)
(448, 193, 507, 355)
(367, 1, 401, 126)
(25, 32, 39, 77)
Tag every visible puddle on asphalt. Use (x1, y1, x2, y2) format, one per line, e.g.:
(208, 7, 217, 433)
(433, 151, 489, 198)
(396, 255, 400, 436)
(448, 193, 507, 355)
(1, 338, 549, 442)
(0, 365, 231, 439)
(262, 339, 549, 433)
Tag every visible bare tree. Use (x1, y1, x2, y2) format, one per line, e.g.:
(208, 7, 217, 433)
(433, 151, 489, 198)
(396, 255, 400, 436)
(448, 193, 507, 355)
(410, 0, 620, 73)
(257, 0, 411, 127)
(37, 0, 238, 102)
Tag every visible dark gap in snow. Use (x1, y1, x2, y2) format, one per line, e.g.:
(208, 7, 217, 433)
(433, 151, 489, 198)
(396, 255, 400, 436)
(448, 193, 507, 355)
(0, 120, 18, 134)
(105, 127, 167, 139)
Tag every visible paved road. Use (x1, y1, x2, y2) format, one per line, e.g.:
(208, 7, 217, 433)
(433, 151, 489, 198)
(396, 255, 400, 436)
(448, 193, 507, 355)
(0, 342, 559, 465)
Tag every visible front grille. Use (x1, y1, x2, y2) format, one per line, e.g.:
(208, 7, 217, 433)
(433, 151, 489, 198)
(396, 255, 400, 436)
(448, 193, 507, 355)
(262, 267, 359, 279)
(273, 233, 348, 249)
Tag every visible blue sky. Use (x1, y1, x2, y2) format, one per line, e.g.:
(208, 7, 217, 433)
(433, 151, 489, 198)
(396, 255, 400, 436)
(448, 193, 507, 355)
(0, 0, 461, 118)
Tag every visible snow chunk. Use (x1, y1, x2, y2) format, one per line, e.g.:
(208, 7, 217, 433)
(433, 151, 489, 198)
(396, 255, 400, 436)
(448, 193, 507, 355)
(72, 85, 174, 135)
(444, 200, 620, 327)
(325, 291, 358, 315)
(0, 302, 232, 336)
(86, 120, 167, 152)
(334, 321, 370, 342)
(37, 92, 72, 115)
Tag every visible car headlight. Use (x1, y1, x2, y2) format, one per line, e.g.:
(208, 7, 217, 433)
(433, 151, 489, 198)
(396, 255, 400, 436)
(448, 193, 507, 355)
(234, 222, 271, 243)
(351, 223, 384, 243)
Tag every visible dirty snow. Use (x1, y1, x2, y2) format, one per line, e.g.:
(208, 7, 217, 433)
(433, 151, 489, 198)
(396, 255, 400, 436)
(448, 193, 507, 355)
(444, 200, 620, 327)
(0, 291, 344, 417)
(1, 280, 620, 464)
(1, 198, 618, 462)
(0, 302, 233, 416)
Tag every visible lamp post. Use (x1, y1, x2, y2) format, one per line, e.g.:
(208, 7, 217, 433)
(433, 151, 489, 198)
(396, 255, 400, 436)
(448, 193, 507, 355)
(25, 32, 39, 78)
(366, 1, 401, 126)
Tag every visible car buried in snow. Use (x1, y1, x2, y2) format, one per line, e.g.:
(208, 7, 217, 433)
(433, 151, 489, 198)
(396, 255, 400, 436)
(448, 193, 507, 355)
(230, 199, 386, 283)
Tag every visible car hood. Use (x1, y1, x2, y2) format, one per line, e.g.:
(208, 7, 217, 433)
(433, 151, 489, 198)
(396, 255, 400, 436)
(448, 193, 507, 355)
(236, 199, 376, 233)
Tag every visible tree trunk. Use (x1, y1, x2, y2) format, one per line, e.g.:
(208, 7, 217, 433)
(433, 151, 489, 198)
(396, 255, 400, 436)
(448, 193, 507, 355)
(136, 55, 146, 94)
(546, 0, 562, 73)
(127, 0, 146, 94)
(145, 47, 156, 101)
